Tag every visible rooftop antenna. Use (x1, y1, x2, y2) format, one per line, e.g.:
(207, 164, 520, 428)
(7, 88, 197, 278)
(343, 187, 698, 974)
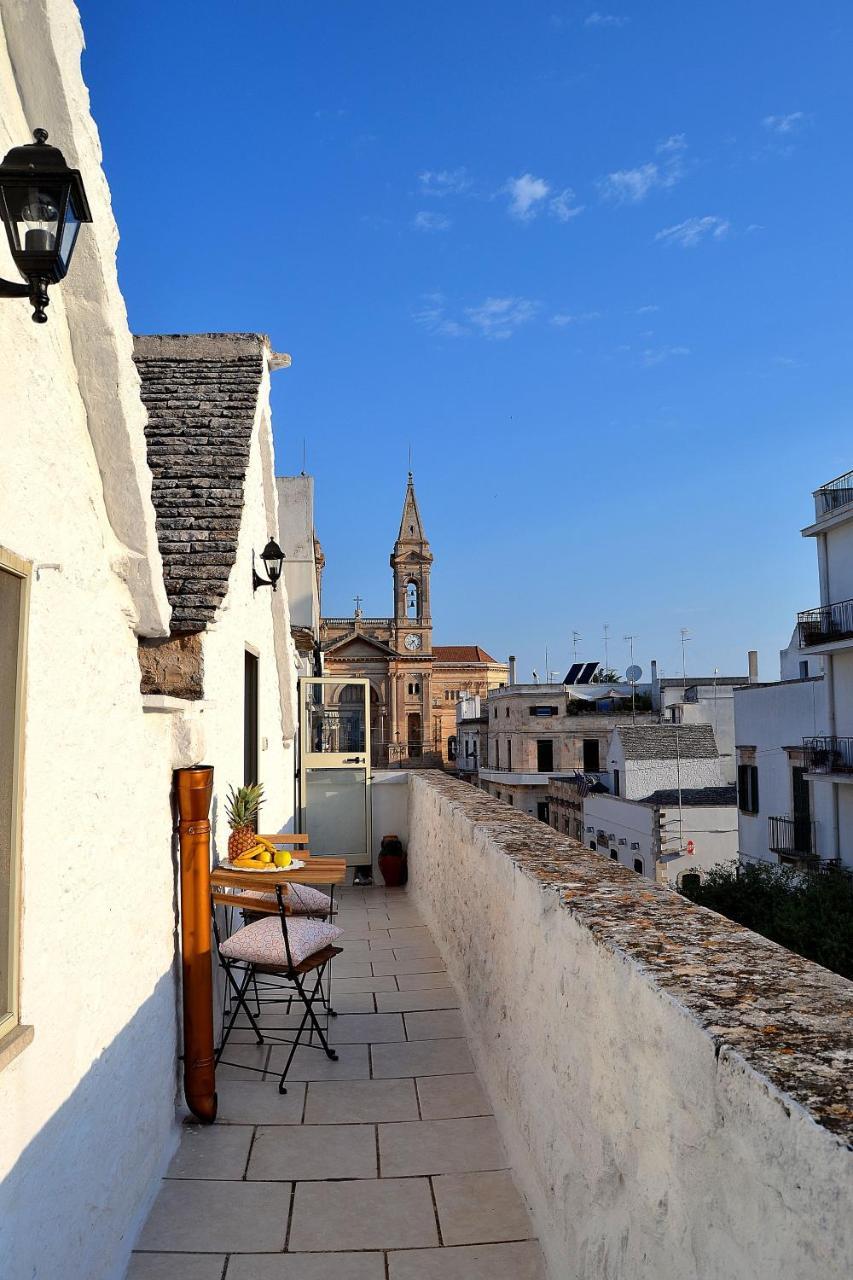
(572, 631, 581, 662)
(625, 633, 638, 724)
(603, 623, 610, 675)
(680, 628, 691, 692)
(301, 437, 307, 475)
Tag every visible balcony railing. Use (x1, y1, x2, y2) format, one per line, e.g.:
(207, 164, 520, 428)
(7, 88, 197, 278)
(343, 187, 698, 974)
(803, 736, 853, 776)
(815, 468, 853, 516)
(768, 815, 817, 858)
(797, 598, 853, 647)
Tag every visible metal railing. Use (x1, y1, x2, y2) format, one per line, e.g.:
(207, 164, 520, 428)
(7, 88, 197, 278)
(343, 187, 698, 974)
(803, 736, 853, 775)
(798, 598, 853, 647)
(768, 815, 817, 858)
(815, 469, 853, 516)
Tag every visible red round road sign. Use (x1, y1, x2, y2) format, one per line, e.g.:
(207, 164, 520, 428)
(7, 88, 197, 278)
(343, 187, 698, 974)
(686, 840, 695, 855)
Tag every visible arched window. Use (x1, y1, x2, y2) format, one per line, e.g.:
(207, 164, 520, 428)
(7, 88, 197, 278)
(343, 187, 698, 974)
(406, 580, 419, 619)
(610, 850, 618, 861)
(633, 857, 644, 875)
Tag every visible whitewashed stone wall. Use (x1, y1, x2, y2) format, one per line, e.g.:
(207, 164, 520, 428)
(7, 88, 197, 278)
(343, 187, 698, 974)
(407, 773, 852, 1280)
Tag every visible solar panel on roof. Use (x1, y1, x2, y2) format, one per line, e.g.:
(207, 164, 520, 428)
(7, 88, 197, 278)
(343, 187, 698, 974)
(577, 661, 599, 685)
(563, 662, 584, 685)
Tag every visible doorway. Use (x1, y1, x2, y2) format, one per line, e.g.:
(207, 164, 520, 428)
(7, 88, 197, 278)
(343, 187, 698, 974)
(792, 765, 812, 853)
(536, 739, 554, 772)
(244, 651, 259, 786)
(408, 712, 422, 758)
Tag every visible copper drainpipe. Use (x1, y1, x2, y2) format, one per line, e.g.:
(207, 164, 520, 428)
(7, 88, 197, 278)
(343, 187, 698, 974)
(175, 765, 217, 1123)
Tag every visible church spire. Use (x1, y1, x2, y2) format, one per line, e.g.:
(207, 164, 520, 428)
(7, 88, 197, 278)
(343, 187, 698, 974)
(397, 472, 428, 545)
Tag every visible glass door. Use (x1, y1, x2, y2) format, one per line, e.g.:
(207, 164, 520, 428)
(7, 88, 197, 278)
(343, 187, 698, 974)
(299, 678, 371, 864)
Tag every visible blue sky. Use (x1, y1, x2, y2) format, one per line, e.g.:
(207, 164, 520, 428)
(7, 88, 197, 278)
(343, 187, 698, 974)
(78, 0, 853, 683)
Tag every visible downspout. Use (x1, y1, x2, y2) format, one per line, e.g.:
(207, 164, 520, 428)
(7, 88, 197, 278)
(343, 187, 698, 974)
(175, 765, 217, 1123)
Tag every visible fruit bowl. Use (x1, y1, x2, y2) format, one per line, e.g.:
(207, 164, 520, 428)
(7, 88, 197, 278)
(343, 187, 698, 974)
(219, 858, 305, 873)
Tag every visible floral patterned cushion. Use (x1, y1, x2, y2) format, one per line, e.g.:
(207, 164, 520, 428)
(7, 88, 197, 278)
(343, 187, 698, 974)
(239, 883, 331, 915)
(220, 915, 342, 968)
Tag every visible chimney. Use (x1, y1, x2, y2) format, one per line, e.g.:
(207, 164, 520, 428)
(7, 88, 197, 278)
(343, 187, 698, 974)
(508, 655, 517, 686)
(748, 650, 759, 683)
(650, 659, 658, 684)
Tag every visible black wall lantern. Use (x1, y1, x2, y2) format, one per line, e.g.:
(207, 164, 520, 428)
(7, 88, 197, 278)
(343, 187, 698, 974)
(0, 128, 92, 323)
(253, 537, 285, 593)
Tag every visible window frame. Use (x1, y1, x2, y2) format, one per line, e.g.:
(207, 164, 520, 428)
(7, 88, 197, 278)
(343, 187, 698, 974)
(0, 547, 31, 1043)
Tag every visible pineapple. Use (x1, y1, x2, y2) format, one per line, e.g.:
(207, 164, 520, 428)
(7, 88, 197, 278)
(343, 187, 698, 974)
(225, 783, 264, 862)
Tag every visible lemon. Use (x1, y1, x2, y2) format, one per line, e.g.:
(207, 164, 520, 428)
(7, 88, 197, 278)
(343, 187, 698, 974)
(274, 850, 292, 868)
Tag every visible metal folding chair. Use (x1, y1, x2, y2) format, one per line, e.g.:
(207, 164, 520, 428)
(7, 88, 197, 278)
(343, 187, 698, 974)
(211, 879, 342, 1093)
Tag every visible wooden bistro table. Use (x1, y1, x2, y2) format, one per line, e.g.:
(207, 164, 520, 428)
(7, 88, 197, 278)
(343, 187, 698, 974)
(210, 852, 348, 1083)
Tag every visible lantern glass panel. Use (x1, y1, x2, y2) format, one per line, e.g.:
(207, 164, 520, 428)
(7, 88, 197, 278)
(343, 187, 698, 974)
(5, 184, 63, 254)
(58, 193, 81, 273)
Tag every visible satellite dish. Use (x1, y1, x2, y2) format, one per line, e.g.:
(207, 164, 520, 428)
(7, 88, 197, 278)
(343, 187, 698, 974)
(626, 664, 643, 683)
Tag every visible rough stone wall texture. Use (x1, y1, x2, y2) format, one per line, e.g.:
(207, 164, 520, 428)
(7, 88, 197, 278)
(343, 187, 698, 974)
(133, 333, 267, 633)
(407, 772, 853, 1280)
(138, 631, 204, 699)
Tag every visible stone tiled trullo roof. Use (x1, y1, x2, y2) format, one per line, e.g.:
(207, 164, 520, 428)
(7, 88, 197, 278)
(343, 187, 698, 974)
(133, 333, 265, 633)
(618, 723, 719, 760)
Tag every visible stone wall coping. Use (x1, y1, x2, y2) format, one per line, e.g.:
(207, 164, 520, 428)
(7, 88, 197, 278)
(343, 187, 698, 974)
(414, 770, 853, 1143)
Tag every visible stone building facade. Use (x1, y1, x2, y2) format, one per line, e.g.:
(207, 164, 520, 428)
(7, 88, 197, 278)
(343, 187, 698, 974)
(320, 475, 508, 766)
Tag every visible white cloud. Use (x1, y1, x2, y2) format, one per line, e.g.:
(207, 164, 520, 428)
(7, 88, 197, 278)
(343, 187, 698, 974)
(465, 296, 538, 340)
(414, 293, 537, 341)
(413, 293, 468, 338)
(549, 188, 585, 222)
(550, 310, 601, 326)
(417, 168, 471, 196)
(504, 175, 584, 223)
(636, 304, 660, 314)
(762, 112, 806, 134)
(642, 345, 690, 366)
(600, 135, 687, 204)
(413, 211, 451, 232)
(585, 11, 628, 26)
(655, 215, 730, 247)
(505, 173, 551, 220)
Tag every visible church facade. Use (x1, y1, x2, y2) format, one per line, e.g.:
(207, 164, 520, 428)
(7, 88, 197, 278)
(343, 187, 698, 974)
(320, 475, 508, 767)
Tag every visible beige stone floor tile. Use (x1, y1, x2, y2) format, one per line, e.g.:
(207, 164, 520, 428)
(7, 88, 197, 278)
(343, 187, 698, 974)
(126, 1256, 225, 1280)
(377, 989, 459, 1014)
(266, 1042, 370, 1082)
(329, 1012, 406, 1043)
(366, 935, 398, 950)
(330, 974, 399, 993)
(416, 1073, 492, 1120)
(387, 1241, 546, 1280)
(215, 1080, 305, 1124)
(328, 957, 373, 978)
(226, 1254, 386, 1280)
(433, 1171, 533, 1246)
(371, 1038, 474, 1079)
(304, 1078, 418, 1124)
(216, 1042, 271, 1078)
(338, 927, 389, 942)
(371, 956, 445, 977)
(404, 1010, 466, 1040)
(247, 1123, 377, 1181)
(392, 944, 442, 960)
(289, 1177, 439, 1251)
(166, 1122, 254, 1179)
(137, 1179, 290, 1252)
(388, 926, 432, 943)
(395, 971, 456, 991)
(327, 991, 376, 1014)
(379, 1116, 506, 1176)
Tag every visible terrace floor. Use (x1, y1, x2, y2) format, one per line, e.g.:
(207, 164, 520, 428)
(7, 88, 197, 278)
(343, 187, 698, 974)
(127, 885, 545, 1279)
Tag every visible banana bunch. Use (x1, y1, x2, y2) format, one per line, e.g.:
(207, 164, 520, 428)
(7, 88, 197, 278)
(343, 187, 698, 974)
(233, 837, 292, 869)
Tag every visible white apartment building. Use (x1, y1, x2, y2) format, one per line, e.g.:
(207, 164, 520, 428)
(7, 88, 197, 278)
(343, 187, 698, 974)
(578, 723, 738, 883)
(734, 630, 828, 868)
(796, 468, 853, 870)
(651, 664, 750, 785)
(455, 691, 487, 781)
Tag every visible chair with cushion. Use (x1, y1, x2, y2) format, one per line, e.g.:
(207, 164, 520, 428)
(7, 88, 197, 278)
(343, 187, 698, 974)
(211, 877, 343, 1093)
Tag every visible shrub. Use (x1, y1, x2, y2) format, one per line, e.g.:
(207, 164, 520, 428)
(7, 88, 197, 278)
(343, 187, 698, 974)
(679, 861, 853, 980)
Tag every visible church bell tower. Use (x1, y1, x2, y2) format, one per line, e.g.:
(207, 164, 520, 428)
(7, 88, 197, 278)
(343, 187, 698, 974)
(391, 473, 432, 655)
